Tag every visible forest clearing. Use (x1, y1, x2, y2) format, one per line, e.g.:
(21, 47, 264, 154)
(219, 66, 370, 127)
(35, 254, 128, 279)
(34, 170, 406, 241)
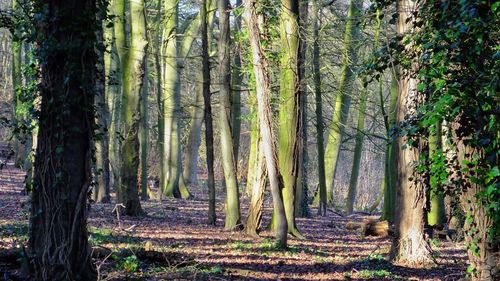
(0, 144, 468, 280)
(0, 0, 498, 280)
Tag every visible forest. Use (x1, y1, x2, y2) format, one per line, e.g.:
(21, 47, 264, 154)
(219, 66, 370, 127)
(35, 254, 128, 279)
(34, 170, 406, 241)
(0, 0, 498, 280)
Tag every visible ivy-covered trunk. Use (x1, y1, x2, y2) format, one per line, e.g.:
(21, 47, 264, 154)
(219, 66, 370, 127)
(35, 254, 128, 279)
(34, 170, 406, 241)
(29, 0, 98, 279)
(245, 0, 288, 249)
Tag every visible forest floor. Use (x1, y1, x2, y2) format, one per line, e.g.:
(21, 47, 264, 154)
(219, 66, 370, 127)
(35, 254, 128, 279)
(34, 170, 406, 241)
(0, 143, 468, 280)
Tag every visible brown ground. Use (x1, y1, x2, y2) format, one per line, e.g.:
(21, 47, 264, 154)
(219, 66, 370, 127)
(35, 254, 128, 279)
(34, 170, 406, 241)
(0, 143, 468, 280)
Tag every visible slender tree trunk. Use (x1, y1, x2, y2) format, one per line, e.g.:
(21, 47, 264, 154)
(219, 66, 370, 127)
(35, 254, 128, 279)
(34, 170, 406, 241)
(94, 7, 111, 203)
(345, 84, 367, 214)
(295, 0, 310, 218)
(312, 0, 327, 216)
(245, 0, 288, 249)
(140, 54, 149, 200)
(231, 0, 243, 162)
(321, 0, 362, 205)
(183, 0, 216, 185)
(381, 74, 398, 222)
(245, 100, 259, 196)
(218, 0, 242, 230)
(277, 0, 302, 238)
(29, 0, 98, 279)
(200, 0, 216, 225)
(117, 0, 148, 216)
(390, 0, 434, 266)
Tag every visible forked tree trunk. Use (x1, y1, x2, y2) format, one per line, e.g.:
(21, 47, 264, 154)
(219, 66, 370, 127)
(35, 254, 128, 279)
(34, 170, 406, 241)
(29, 0, 98, 279)
(245, 0, 288, 249)
(390, 0, 434, 266)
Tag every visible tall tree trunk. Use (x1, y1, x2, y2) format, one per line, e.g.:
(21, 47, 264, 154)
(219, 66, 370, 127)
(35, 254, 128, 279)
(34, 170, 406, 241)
(321, 0, 362, 205)
(245, 0, 288, 249)
(29, 0, 98, 279)
(94, 6, 111, 203)
(390, 0, 433, 266)
(183, 0, 216, 185)
(231, 0, 243, 162)
(139, 54, 149, 200)
(295, 0, 309, 218)
(427, 122, 445, 226)
(345, 84, 367, 214)
(218, 0, 242, 230)
(278, 0, 302, 238)
(200, 0, 216, 226)
(117, 0, 148, 216)
(312, 0, 327, 216)
(245, 99, 259, 196)
(381, 74, 398, 222)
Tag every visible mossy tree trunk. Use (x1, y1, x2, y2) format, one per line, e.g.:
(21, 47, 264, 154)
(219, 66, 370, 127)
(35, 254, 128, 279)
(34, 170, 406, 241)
(117, 0, 148, 216)
(218, 0, 242, 230)
(427, 122, 445, 226)
(231, 0, 243, 162)
(245, 0, 288, 249)
(277, 0, 302, 238)
(139, 54, 149, 200)
(321, 0, 362, 205)
(245, 139, 266, 237)
(29, 0, 98, 279)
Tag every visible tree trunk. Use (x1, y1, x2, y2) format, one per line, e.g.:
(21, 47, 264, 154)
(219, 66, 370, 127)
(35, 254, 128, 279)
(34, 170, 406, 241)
(183, 0, 216, 186)
(117, 0, 148, 216)
(218, 0, 242, 230)
(139, 54, 149, 200)
(278, 0, 302, 238)
(312, 0, 327, 216)
(29, 0, 98, 279)
(231, 0, 243, 162)
(245, 0, 288, 249)
(381, 74, 398, 222)
(200, 0, 216, 226)
(321, 0, 362, 205)
(245, 140, 266, 237)
(427, 122, 445, 227)
(94, 8, 111, 203)
(390, 0, 433, 267)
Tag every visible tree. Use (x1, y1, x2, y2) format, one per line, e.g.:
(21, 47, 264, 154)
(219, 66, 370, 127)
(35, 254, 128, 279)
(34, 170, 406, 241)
(321, 0, 362, 205)
(218, 0, 242, 230)
(427, 122, 445, 226)
(29, 0, 98, 279)
(312, 0, 327, 216)
(278, 0, 302, 237)
(200, 0, 216, 225)
(117, 0, 148, 216)
(245, 0, 288, 248)
(390, 0, 433, 266)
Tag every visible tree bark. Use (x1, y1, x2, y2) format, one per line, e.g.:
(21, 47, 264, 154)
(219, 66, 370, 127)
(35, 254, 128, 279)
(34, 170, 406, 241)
(231, 0, 243, 162)
(200, 0, 216, 226)
(245, 140, 266, 237)
(278, 0, 302, 238)
(117, 0, 148, 216)
(218, 0, 242, 230)
(245, 0, 288, 249)
(390, 0, 433, 267)
(29, 0, 98, 279)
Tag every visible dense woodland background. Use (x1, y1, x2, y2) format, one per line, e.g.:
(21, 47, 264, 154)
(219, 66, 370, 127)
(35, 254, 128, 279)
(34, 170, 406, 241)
(0, 0, 498, 280)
